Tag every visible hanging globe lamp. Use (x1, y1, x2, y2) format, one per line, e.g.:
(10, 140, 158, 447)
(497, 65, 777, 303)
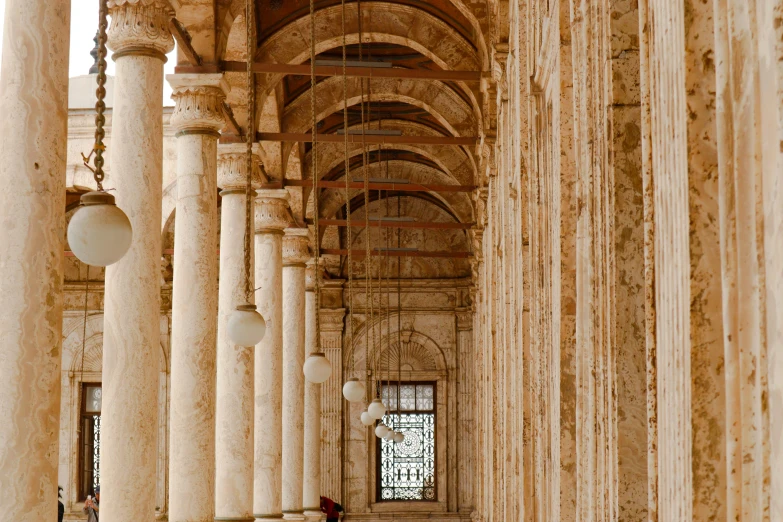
(68, 192, 132, 266)
(228, 303, 267, 346)
(374, 423, 390, 438)
(342, 377, 365, 402)
(303, 352, 332, 383)
(393, 431, 405, 443)
(367, 398, 387, 420)
(360, 411, 375, 426)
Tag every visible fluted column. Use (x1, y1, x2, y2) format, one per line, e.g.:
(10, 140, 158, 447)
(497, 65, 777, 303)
(319, 308, 346, 501)
(455, 309, 474, 513)
(254, 190, 290, 521)
(167, 73, 227, 522)
(101, 2, 174, 521)
(282, 229, 310, 521)
(0, 0, 69, 519)
(303, 261, 322, 521)
(216, 144, 263, 521)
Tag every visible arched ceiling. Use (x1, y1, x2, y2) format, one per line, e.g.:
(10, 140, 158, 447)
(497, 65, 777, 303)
(184, 0, 495, 278)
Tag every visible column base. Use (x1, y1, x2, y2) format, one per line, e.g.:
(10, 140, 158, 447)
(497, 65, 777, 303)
(254, 514, 284, 522)
(216, 518, 255, 522)
(282, 511, 306, 521)
(303, 509, 323, 522)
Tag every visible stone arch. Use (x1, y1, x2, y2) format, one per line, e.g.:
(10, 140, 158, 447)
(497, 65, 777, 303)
(283, 77, 476, 138)
(217, 0, 489, 69)
(317, 160, 474, 223)
(302, 120, 476, 187)
(379, 338, 440, 372)
(348, 314, 452, 373)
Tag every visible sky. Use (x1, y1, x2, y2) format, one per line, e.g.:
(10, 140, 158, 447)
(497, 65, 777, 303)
(0, 0, 176, 104)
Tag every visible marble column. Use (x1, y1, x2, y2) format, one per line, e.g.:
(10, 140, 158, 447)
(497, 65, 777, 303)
(0, 0, 69, 519)
(215, 144, 263, 521)
(303, 261, 322, 521)
(455, 309, 474, 513)
(167, 74, 227, 522)
(282, 229, 310, 521)
(101, 2, 174, 520)
(254, 190, 290, 521)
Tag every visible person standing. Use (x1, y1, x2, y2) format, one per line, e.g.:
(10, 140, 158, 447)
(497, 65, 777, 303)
(57, 486, 64, 522)
(83, 486, 100, 522)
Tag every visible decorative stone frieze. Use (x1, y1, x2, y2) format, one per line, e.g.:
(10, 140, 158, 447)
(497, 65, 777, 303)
(107, 0, 175, 58)
(217, 143, 264, 191)
(282, 229, 311, 267)
(168, 74, 228, 134)
(255, 190, 291, 233)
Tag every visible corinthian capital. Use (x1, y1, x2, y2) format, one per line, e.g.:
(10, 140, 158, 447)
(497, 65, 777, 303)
(168, 74, 228, 134)
(283, 229, 311, 267)
(254, 189, 290, 233)
(217, 143, 264, 191)
(107, 0, 175, 59)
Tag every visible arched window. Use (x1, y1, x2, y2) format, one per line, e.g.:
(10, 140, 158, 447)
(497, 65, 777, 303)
(377, 382, 436, 501)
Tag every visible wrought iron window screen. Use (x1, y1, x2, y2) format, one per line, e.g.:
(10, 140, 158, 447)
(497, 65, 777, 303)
(377, 382, 436, 501)
(79, 384, 102, 500)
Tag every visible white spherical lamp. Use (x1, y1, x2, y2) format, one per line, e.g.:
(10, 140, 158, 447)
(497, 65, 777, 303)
(303, 352, 332, 383)
(383, 429, 395, 440)
(375, 423, 390, 438)
(67, 192, 132, 267)
(342, 377, 365, 402)
(367, 398, 387, 420)
(360, 411, 375, 426)
(227, 303, 267, 346)
(393, 431, 405, 443)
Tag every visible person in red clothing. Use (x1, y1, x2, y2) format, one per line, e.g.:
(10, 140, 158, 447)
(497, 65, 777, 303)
(320, 495, 344, 522)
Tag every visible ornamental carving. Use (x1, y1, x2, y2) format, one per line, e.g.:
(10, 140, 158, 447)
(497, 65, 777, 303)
(107, 0, 175, 57)
(319, 309, 346, 332)
(170, 85, 226, 133)
(456, 310, 473, 331)
(282, 231, 311, 266)
(254, 190, 290, 232)
(217, 144, 263, 190)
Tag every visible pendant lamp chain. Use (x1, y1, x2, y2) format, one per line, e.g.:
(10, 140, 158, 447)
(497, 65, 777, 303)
(309, 0, 324, 353)
(81, 0, 108, 191)
(243, 0, 256, 303)
(341, 0, 356, 376)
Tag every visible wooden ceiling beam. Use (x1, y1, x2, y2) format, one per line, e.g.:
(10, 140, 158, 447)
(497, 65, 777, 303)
(220, 61, 484, 82)
(244, 132, 477, 146)
(320, 248, 472, 259)
(309, 218, 475, 230)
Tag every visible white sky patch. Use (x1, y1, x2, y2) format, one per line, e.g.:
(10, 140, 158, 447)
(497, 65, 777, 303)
(0, 0, 176, 105)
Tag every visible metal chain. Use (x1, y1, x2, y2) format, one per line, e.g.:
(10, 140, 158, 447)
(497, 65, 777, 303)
(243, 0, 256, 303)
(82, 0, 109, 191)
(310, 0, 324, 353)
(341, 0, 356, 374)
(357, 0, 374, 389)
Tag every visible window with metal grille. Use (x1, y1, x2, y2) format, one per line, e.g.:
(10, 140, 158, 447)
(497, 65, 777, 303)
(377, 383, 436, 501)
(79, 384, 102, 500)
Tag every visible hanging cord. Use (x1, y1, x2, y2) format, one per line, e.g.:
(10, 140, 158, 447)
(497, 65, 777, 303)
(309, 0, 324, 352)
(397, 195, 402, 429)
(242, 0, 256, 303)
(357, 0, 374, 393)
(81, 0, 108, 191)
(341, 0, 356, 376)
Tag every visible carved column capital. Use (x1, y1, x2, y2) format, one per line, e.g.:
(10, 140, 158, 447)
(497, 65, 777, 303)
(254, 189, 290, 233)
(217, 143, 264, 191)
(168, 74, 228, 134)
(456, 309, 473, 331)
(283, 229, 311, 267)
(319, 308, 346, 333)
(107, 0, 175, 59)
